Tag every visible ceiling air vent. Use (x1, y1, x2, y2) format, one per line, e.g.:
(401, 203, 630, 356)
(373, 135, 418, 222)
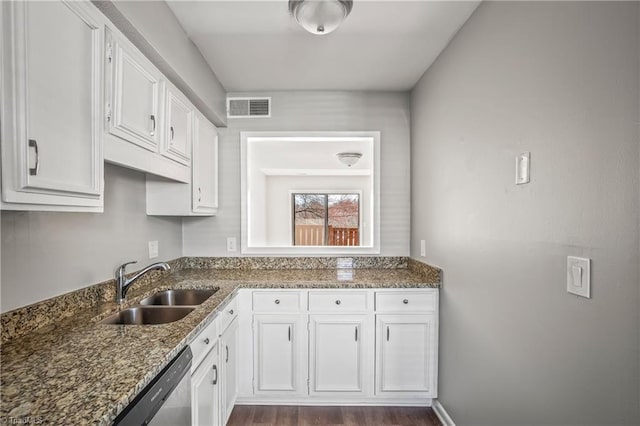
(227, 97, 271, 118)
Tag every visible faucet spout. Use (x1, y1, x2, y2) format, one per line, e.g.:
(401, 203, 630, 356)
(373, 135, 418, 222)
(115, 261, 171, 304)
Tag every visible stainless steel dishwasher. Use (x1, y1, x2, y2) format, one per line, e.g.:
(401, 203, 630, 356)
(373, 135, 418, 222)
(114, 347, 192, 426)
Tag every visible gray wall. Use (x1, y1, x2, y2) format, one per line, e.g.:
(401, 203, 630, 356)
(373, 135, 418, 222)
(410, 2, 640, 425)
(182, 91, 411, 257)
(93, 0, 227, 126)
(1, 165, 183, 312)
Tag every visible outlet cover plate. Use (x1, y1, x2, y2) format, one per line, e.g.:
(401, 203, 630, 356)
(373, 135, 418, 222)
(567, 256, 590, 298)
(148, 241, 159, 259)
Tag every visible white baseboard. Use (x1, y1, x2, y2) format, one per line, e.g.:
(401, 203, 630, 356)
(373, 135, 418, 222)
(432, 400, 455, 426)
(235, 397, 433, 407)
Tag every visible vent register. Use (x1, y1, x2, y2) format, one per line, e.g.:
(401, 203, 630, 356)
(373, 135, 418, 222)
(227, 97, 271, 118)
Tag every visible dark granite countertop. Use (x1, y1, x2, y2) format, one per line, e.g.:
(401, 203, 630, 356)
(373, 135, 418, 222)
(0, 267, 439, 425)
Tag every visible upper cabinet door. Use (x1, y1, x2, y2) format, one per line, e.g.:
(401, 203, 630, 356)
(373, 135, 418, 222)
(192, 114, 218, 213)
(107, 28, 161, 153)
(1, 0, 103, 209)
(162, 85, 192, 165)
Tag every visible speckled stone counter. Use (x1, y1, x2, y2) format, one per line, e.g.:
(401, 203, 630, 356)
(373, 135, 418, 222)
(0, 266, 439, 425)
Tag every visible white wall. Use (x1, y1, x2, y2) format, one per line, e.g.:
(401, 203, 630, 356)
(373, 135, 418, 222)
(265, 175, 370, 246)
(183, 91, 411, 256)
(1, 165, 183, 312)
(411, 2, 640, 425)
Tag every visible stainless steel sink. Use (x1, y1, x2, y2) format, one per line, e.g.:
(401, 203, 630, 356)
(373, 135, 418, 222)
(139, 289, 218, 306)
(100, 306, 194, 325)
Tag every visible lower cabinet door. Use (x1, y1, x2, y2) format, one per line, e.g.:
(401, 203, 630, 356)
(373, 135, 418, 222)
(221, 317, 239, 424)
(253, 314, 307, 396)
(376, 314, 437, 397)
(191, 344, 221, 426)
(309, 314, 372, 395)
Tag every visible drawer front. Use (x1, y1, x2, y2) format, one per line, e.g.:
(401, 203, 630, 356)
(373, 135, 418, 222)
(375, 291, 437, 312)
(253, 291, 301, 312)
(190, 317, 218, 372)
(308, 291, 369, 312)
(218, 295, 238, 333)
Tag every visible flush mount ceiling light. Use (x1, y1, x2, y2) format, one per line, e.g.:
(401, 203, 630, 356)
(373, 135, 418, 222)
(336, 152, 362, 167)
(289, 0, 354, 35)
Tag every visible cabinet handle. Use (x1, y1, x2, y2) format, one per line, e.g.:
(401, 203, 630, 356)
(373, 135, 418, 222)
(355, 326, 358, 342)
(403, 299, 409, 304)
(288, 326, 291, 342)
(225, 345, 229, 363)
(170, 126, 174, 141)
(387, 326, 390, 342)
(150, 115, 156, 136)
(274, 299, 280, 304)
(212, 364, 218, 385)
(198, 187, 202, 202)
(335, 300, 341, 305)
(28, 139, 39, 176)
(204, 337, 210, 345)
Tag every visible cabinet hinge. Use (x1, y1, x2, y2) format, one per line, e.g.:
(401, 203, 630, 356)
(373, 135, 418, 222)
(105, 103, 112, 122)
(307, 379, 310, 393)
(106, 43, 113, 63)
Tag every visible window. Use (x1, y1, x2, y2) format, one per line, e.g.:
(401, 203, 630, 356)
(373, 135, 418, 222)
(293, 193, 360, 246)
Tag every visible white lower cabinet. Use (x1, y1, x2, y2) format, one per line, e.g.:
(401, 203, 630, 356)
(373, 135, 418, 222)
(191, 341, 221, 426)
(376, 314, 437, 397)
(237, 288, 438, 406)
(253, 314, 307, 396)
(309, 314, 372, 396)
(220, 317, 239, 425)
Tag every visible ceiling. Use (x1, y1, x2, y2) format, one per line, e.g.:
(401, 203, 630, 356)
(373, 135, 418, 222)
(166, 0, 481, 92)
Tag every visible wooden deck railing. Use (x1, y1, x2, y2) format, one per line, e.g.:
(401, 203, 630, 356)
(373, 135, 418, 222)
(295, 225, 359, 246)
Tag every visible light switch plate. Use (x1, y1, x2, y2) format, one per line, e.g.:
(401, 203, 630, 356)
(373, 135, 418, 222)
(148, 240, 159, 259)
(515, 152, 531, 185)
(567, 256, 590, 298)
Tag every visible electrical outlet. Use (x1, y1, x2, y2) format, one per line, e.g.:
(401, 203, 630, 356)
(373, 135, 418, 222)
(227, 237, 237, 252)
(148, 241, 159, 259)
(420, 240, 426, 257)
(515, 152, 531, 185)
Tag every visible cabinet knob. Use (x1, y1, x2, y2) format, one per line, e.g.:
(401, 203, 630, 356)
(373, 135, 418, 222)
(403, 299, 409, 304)
(274, 299, 280, 304)
(229, 309, 234, 315)
(204, 337, 210, 345)
(335, 300, 341, 305)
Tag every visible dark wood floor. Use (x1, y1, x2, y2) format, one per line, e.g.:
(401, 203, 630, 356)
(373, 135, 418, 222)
(227, 405, 442, 426)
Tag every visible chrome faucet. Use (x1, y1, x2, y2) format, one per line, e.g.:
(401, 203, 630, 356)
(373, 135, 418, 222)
(115, 261, 170, 304)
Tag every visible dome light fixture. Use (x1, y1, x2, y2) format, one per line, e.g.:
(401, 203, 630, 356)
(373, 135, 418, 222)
(289, 0, 354, 35)
(336, 152, 362, 167)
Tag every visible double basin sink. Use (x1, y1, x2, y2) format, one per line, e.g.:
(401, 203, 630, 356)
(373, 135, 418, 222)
(100, 289, 218, 325)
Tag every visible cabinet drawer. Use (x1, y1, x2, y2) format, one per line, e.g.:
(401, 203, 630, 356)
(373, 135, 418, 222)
(253, 291, 301, 312)
(218, 295, 238, 333)
(375, 291, 437, 312)
(308, 291, 368, 312)
(190, 317, 218, 372)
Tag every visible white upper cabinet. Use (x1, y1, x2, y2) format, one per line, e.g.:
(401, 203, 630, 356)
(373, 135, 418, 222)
(1, 0, 104, 211)
(106, 27, 161, 153)
(103, 26, 189, 183)
(192, 112, 218, 213)
(162, 84, 192, 165)
(146, 111, 218, 216)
